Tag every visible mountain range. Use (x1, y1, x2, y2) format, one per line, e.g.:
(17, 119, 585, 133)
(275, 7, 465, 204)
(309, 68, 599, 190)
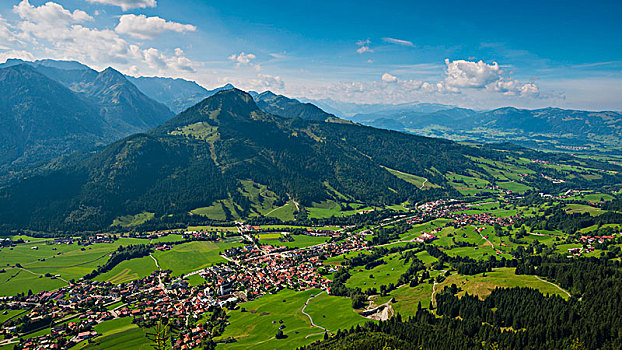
(338, 103, 622, 153)
(0, 62, 173, 183)
(0, 59, 335, 185)
(1, 88, 619, 232)
(0, 58, 620, 232)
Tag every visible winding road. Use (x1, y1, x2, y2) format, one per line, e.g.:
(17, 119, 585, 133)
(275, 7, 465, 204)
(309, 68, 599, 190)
(534, 275, 571, 298)
(301, 291, 328, 338)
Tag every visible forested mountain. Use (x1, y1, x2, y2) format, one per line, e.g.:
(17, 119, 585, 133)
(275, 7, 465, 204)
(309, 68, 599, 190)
(0, 65, 105, 171)
(128, 76, 235, 113)
(253, 91, 339, 121)
(0, 61, 174, 184)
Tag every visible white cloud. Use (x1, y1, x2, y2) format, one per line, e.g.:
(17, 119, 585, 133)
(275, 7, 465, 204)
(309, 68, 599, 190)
(356, 39, 373, 54)
(134, 46, 195, 72)
(228, 52, 256, 66)
(444, 59, 501, 89)
(10, 0, 195, 75)
(15, 0, 92, 25)
(225, 73, 284, 92)
(0, 15, 19, 46)
(381, 72, 398, 83)
(442, 59, 539, 96)
(0, 49, 34, 62)
(382, 37, 414, 47)
(254, 74, 284, 90)
(115, 14, 196, 40)
(492, 79, 539, 96)
(85, 0, 156, 11)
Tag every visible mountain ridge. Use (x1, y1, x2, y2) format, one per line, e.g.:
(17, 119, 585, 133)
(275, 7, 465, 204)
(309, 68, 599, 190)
(2, 88, 619, 232)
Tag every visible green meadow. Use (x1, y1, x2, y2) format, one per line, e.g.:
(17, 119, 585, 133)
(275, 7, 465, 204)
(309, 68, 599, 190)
(153, 240, 243, 276)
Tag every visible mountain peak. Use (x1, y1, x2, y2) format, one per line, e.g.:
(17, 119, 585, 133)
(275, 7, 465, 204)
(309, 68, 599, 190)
(155, 88, 262, 133)
(100, 66, 124, 77)
(258, 90, 278, 99)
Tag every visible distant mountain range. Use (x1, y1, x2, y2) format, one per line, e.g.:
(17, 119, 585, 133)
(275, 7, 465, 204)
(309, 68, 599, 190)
(327, 102, 622, 154)
(128, 77, 235, 114)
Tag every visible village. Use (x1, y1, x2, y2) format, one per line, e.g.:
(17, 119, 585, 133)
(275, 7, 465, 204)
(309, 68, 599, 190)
(1, 194, 620, 350)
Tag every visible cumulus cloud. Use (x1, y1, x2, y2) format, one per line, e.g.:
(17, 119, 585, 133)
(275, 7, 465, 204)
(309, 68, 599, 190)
(381, 72, 398, 83)
(442, 59, 539, 96)
(10, 0, 195, 75)
(382, 37, 414, 47)
(491, 79, 539, 96)
(85, 0, 157, 11)
(356, 39, 373, 54)
(443, 59, 501, 89)
(255, 74, 284, 89)
(115, 14, 196, 39)
(133, 46, 195, 72)
(15, 0, 92, 25)
(228, 52, 256, 66)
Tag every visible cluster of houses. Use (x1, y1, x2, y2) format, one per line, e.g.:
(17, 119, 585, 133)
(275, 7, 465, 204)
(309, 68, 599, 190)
(215, 235, 369, 297)
(580, 235, 617, 244)
(1, 269, 230, 350)
(447, 212, 516, 228)
(1, 231, 372, 350)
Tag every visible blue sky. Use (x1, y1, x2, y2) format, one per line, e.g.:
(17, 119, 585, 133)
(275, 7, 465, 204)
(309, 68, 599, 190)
(0, 0, 621, 110)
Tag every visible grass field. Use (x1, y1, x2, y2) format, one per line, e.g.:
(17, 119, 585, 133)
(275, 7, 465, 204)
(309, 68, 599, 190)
(0, 309, 28, 324)
(111, 212, 155, 227)
(306, 200, 344, 219)
(258, 225, 341, 231)
(265, 201, 298, 221)
(383, 166, 439, 190)
(153, 241, 243, 276)
(386, 283, 433, 316)
(73, 318, 151, 350)
(415, 251, 438, 265)
(260, 235, 329, 249)
(435, 268, 570, 301)
(346, 252, 411, 290)
(186, 226, 238, 232)
(95, 255, 156, 284)
(216, 289, 325, 350)
(565, 204, 605, 216)
(445, 172, 495, 196)
(306, 201, 375, 219)
(0, 237, 154, 295)
(257, 233, 283, 240)
(303, 292, 369, 330)
(191, 202, 231, 220)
